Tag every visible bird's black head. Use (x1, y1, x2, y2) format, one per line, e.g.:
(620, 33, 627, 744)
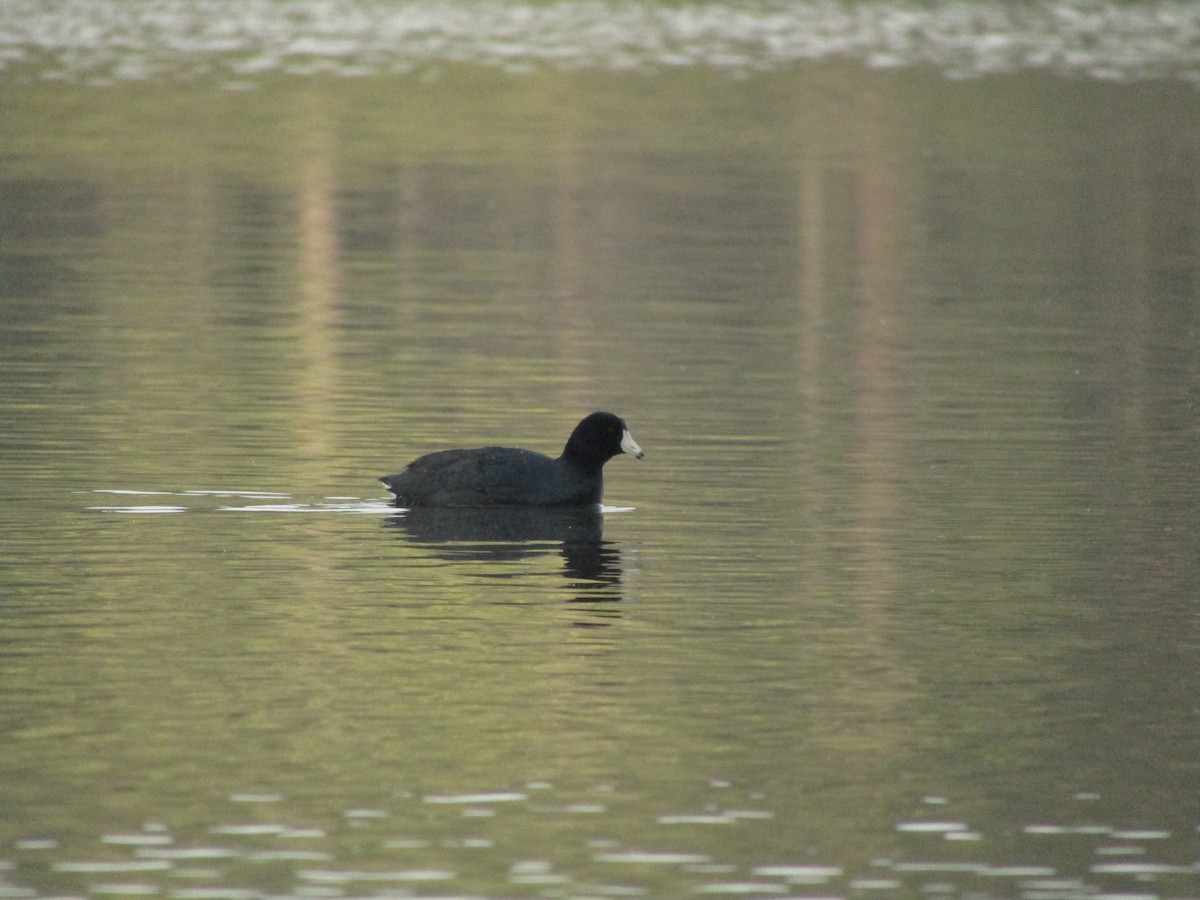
(562, 412, 645, 469)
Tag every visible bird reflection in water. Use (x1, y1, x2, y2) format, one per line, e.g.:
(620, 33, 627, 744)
(383, 507, 624, 623)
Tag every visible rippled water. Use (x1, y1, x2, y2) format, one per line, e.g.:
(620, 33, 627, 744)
(3, 2, 1200, 898)
(3, 0, 1200, 83)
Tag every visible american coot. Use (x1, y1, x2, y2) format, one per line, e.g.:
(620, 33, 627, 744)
(380, 411, 644, 508)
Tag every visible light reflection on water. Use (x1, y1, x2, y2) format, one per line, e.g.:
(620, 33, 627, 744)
(13, 785, 1200, 898)
(2, 0, 1200, 84)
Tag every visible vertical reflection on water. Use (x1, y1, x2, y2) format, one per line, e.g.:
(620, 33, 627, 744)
(296, 91, 340, 474)
(382, 507, 624, 624)
(1, 53, 1198, 900)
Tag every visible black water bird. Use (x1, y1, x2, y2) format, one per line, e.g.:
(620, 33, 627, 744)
(380, 411, 644, 508)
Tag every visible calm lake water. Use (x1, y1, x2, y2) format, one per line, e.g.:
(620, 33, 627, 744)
(2, 2, 1200, 898)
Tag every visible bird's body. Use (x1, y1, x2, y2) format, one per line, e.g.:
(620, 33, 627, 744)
(380, 412, 643, 508)
(383, 446, 597, 507)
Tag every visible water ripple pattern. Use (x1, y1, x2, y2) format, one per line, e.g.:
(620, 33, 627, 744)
(2, 0, 1199, 83)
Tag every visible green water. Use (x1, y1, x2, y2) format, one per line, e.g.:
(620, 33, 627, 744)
(2, 7, 1199, 897)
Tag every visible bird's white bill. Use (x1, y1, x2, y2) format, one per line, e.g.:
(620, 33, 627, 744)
(621, 429, 645, 459)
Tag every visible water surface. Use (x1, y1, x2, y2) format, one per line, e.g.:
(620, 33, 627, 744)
(2, 3, 1199, 898)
